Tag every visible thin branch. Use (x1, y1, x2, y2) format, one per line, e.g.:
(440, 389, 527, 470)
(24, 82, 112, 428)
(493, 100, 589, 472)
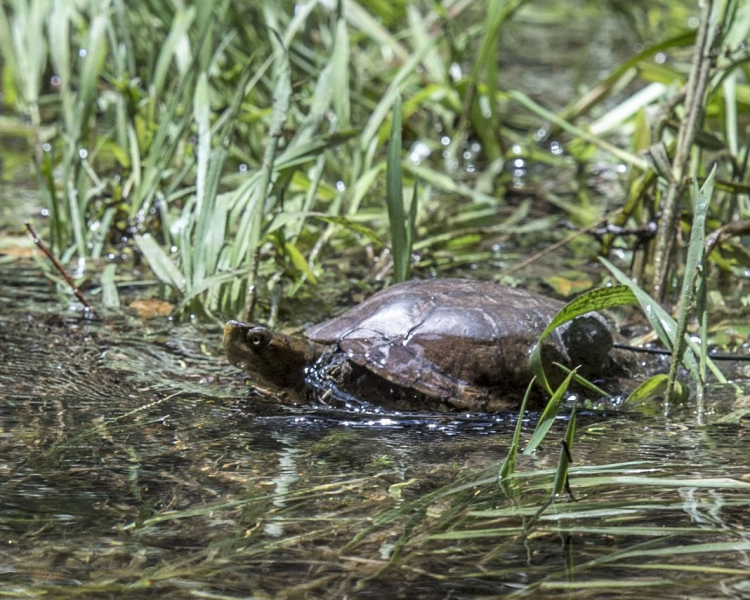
(25, 221, 95, 314)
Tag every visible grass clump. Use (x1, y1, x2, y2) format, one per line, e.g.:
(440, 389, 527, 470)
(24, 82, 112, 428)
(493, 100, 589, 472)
(3, 1, 744, 321)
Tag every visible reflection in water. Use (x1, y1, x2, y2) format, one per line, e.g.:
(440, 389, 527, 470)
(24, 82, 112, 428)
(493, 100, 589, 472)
(265, 432, 300, 537)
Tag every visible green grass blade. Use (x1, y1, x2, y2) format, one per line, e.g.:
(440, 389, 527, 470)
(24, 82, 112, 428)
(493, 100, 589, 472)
(406, 178, 419, 263)
(101, 263, 120, 309)
(193, 71, 211, 217)
(551, 362, 609, 397)
(386, 93, 407, 282)
(331, 15, 350, 127)
(78, 13, 108, 139)
(189, 71, 213, 289)
(0, 3, 19, 107)
(666, 165, 715, 399)
(47, 3, 71, 108)
(510, 90, 650, 171)
(152, 6, 196, 97)
(523, 370, 576, 456)
(135, 234, 186, 293)
(551, 403, 576, 498)
(499, 378, 534, 485)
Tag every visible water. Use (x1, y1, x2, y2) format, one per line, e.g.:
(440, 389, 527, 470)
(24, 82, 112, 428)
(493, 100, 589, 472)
(2, 1, 738, 595)
(2, 260, 750, 599)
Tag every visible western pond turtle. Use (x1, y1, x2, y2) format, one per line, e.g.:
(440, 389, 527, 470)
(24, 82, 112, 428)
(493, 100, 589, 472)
(223, 278, 633, 411)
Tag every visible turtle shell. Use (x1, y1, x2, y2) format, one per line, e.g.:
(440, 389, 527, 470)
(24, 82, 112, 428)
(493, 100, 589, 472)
(304, 278, 605, 409)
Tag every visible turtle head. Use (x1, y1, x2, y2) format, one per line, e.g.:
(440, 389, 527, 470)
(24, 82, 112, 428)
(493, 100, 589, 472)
(223, 321, 321, 391)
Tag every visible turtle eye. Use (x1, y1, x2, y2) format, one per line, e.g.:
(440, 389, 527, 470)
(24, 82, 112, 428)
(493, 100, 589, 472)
(247, 331, 267, 348)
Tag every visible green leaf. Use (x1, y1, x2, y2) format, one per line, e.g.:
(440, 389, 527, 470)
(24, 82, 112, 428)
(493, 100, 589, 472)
(386, 93, 408, 282)
(101, 263, 120, 309)
(135, 234, 186, 293)
(624, 374, 685, 405)
(524, 369, 576, 456)
(499, 377, 535, 486)
(551, 403, 576, 498)
(285, 241, 317, 284)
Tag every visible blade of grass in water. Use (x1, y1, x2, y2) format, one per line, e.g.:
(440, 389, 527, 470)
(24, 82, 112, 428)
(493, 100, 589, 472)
(135, 234, 186, 293)
(386, 93, 408, 282)
(499, 377, 535, 486)
(665, 166, 715, 404)
(551, 403, 576, 498)
(523, 370, 576, 456)
(625, 374, 684, 406)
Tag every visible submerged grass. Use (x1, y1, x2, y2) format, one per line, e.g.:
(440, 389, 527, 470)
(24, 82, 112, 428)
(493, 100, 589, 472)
(100, 436, 750, 596)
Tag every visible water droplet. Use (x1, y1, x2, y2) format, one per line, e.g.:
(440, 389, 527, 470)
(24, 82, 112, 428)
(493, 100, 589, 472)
(408, 141, 431, 165)
(449, 62, 462, 81)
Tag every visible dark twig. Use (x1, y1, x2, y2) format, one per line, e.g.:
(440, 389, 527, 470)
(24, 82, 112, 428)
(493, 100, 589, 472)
(24, 221, 96, 314)
(614, 342, 750, 362)
(705, 219, 750, 255)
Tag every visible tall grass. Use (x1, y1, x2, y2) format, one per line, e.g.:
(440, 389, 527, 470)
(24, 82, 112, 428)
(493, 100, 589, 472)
(1, 0, 749, 332)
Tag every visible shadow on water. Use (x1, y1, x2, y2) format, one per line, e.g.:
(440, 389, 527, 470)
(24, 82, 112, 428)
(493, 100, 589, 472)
(3, 260, 750, 598)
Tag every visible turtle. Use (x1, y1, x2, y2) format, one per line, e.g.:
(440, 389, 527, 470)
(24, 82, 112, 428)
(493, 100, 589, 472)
(223, 278, 635, 411)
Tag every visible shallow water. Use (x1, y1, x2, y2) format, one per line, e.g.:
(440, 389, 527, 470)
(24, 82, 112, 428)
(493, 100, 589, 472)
(2, 260, 750, 599)
(1, 1, 740, 595)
